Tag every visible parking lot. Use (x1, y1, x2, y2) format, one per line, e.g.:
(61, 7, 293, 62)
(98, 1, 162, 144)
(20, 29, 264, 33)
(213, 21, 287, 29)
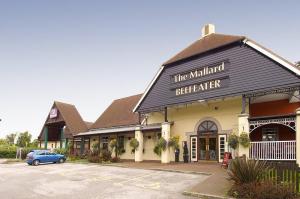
(0, 162, 208, 199)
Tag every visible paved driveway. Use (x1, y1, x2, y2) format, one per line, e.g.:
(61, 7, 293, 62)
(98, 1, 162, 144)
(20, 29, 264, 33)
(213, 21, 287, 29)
(0, 163, 208, 199)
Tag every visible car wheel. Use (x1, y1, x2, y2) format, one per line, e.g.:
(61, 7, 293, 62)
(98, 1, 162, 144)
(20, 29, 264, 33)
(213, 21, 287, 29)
(58, 158, 65, 163)
(33, 160, 39, 166)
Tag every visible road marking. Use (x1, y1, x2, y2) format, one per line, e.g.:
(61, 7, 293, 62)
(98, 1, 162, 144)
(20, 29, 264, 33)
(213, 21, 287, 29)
(46, 165, 98, 174)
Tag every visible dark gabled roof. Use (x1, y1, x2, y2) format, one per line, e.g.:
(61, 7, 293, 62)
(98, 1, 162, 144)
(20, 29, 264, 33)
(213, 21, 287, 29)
(91, 94, 142, 129)
(163, 33, 245, 66)
(38, 101, 88, 140)
(54, 101, 88, 134)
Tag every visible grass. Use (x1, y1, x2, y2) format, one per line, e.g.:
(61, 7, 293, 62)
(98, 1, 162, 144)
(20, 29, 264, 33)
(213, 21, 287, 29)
(1, 159, 24, 164)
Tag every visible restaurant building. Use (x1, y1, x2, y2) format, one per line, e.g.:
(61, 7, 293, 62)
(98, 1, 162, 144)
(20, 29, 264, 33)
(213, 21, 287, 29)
(133, 24, 300, 164)
(39, 24, 300, 164)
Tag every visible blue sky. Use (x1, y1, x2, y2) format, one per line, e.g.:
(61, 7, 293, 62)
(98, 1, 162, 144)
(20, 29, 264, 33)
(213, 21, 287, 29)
(0, 1, 299, 139)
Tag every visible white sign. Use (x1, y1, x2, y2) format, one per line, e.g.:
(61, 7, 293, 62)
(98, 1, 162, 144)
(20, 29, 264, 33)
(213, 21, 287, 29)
(49, 108, 58, 119)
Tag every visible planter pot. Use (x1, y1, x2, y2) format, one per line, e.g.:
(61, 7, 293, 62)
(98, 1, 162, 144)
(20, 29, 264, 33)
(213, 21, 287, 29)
(183, 154, 189, 163)
(175, 149, 180, 162)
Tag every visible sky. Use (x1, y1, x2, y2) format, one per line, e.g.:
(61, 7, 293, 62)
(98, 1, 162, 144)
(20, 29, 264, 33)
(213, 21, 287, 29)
(0, 0, 300, 139)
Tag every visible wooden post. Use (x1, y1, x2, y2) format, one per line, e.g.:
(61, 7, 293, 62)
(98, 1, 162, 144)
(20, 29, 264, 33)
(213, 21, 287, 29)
(80, 136, 84, 155)
(60, 127, 64, 148)
(241, 95, 246, 114)
(164, 107, 168, 122)
(44, 127, 48, 149)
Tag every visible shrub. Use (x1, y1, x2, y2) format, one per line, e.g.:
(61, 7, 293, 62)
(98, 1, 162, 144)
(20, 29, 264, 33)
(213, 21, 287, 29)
(239, 132, 250, 148)
(87, 155, 101, 163)
(228, 133, 239, 150)
(228, 158, 267, 185)
(129, 138, 139, 153)
(111, 156, 120, 163)
(0, 145, 17, 158)
(100, 150, 112, 162)
(228, 181, 297, 199)
(54, 148, 68, 156)
(168, 136, 180, 149)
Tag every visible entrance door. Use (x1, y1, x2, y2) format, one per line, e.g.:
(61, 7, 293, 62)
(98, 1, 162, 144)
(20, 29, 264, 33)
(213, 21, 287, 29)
(199, 136, 217, 160)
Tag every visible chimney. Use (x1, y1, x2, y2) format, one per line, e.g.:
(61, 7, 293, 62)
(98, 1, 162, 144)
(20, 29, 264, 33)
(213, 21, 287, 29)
(201, 24, 215, 37)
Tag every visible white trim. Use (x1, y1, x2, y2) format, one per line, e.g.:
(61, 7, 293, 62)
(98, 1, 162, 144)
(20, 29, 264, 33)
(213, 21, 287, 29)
(133, 66, 165, 112)
(244, 39, 300, 76)
(190, 136, 198, 162)
(218, 135, 227, 163)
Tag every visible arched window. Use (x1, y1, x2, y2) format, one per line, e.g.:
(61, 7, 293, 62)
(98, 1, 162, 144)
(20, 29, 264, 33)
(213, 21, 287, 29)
(198, 120, 218, 134)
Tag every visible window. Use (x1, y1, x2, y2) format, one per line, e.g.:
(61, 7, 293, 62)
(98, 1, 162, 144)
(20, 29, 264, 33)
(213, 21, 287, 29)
(262, 127, 278, 141)
(118, 136, 125, 150)
(101, 137, 109, 150)
(198, 121, 218, 134)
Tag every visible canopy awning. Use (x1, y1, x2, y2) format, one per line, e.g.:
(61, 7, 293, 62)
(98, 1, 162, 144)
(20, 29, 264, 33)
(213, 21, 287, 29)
(74, 124, 161, 137)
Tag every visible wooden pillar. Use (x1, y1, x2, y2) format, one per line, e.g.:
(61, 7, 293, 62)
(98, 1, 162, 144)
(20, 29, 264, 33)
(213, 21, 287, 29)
(65, 138, 68, 149)
(241, 95, 246, 114)
(60, 127, 64, 148)
(88, 137, 91, 151)
(44, 127, 48, 149)
(80, 136, 84, 155)
(98, 135, 101, 152)
(164, 107, 168, 122)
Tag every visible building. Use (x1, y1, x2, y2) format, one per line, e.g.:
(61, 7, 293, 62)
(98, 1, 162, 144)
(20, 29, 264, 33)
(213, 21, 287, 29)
(74, 94, 162, 161)
(38, 101, 90, 150)
(39, 24, 300, 164)
(133, 24, 300, 164)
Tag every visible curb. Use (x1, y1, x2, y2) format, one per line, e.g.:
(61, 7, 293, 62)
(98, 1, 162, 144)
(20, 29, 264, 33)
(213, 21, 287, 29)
(183, 191, 234, 199)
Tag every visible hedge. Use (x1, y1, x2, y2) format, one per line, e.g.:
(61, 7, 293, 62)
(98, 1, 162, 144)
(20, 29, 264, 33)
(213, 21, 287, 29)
(0, 146, 17, 158)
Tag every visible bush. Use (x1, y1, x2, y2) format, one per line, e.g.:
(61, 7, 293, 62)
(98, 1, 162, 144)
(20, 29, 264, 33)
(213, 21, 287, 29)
(100, 150, 112, 162)
(228, 158, 267, 185)
(87, 155, 101, 163)
(153, 137, 167, 156)
(111, 156, 120, 163)
(0, 145, 17, 158)
(228, 181, 297, 199)
(54, 148, 68, 157)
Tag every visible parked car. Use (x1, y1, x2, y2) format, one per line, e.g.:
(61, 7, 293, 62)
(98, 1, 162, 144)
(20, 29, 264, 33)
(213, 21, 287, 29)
(26, 150, 66, 166)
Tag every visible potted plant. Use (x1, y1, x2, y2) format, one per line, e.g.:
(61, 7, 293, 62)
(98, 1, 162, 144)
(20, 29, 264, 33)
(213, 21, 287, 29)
(168, 136, 180, 162)
(182, 141, 189, 163)
(228, 133, 239, 158)
(153, 137, 167, 156)
(239, 132, 250, 148)
(129, 138, 139, 153)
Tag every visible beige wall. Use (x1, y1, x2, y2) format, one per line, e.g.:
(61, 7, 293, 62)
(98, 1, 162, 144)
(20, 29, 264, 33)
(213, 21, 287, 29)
(147, 97, 246, 161)
(119, 133, 135, 160)
(41, 141, 64, 150)
(142, 131, 161, 161)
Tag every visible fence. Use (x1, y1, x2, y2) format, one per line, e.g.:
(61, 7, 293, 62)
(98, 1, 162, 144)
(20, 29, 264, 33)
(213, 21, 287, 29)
(264, 161, 300, 192)
(249, 141, 296, 161)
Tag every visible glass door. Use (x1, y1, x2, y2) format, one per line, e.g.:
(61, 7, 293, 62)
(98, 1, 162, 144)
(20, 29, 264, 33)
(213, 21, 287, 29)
(199, 137, 207, 160)
(199, 136, 217, 160)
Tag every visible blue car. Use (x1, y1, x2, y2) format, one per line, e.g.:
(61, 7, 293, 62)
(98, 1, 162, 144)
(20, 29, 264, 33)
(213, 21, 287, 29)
(26, 150, 66, 166)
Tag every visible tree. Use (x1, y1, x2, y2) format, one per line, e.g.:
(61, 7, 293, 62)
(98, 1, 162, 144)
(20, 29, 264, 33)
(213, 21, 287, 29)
(6, 133, 17, 145)
(30, 139, 39, 148)
(16, 131, 32, 147)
